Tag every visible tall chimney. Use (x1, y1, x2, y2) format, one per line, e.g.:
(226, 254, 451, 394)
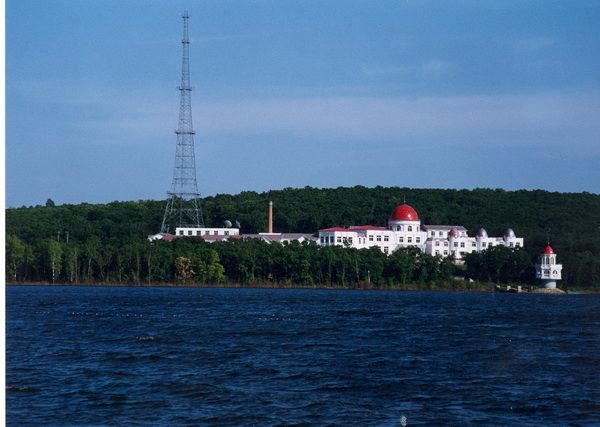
(268, 201, 273, 234)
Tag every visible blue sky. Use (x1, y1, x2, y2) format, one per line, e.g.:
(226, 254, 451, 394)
(6, 0, 600, 207)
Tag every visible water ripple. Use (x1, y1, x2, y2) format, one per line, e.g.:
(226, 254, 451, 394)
(6, 286, 600, 426)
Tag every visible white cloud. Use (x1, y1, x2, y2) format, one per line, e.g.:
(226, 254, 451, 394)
(192, 93, 600, 146)
(360, 64, 409, 77)
(193, 33, 264, 43)
(10, 79, 600, 154)
(361, 60, 451, 77)
(421, 60, 451, 74)
(515, 36, 554, 54)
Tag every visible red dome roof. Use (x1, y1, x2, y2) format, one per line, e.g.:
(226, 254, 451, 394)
(390, 204, 420, 221)
(544, 245, 554, 255)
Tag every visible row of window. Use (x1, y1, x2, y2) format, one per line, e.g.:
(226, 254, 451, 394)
(431, 240, 521, 249)
(179, 230, 230, 236)
(399, 236, 421, 244)
(393, 225, 420, 232)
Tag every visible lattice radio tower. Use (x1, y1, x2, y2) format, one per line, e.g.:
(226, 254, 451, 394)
(161, 11, 204, 234)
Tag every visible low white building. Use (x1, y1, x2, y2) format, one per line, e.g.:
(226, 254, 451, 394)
(318, 203, 524, 261)
(147, 227, 239, 242)
(174, 227, 240, 238)
(243, 233, 318, 244)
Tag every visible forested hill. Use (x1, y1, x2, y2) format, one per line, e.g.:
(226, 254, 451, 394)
(7, 186, 600, 249)
(6, 186, 600, 288)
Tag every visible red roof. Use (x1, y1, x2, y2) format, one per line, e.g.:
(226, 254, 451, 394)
(320, 227, 351, 232)
(390, 204, 419, 221)
(544, 245, 554, 255)
(349, 225, 388, 231)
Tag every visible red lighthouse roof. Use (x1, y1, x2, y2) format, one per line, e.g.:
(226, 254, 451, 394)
(544, 245, 554, 254)
(390, 204, 420, 221)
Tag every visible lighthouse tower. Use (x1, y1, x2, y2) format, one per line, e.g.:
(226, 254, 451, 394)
(535, 245, 563, 289)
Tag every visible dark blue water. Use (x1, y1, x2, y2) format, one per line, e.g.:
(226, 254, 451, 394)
(6, 286, 600, 426)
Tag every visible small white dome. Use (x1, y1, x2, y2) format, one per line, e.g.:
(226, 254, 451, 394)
(504, 228, 515, 239)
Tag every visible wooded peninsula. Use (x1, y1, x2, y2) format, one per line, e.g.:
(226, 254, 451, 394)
(6, 186, 600, 290)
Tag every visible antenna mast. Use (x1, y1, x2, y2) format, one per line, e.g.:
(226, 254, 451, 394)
(161, 11, 204, 233)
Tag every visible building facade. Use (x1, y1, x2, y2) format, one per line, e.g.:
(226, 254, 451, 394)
(318, 204, 523, 260)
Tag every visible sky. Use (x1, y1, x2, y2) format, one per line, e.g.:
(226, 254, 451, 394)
(6, 0, 600, 207)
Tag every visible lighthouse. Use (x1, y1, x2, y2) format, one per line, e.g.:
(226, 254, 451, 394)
(535, 245, 563, 289)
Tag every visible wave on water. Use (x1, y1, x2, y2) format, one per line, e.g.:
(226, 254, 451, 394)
(6, 287, 600, 426)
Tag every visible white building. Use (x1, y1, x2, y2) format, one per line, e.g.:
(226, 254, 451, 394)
(174, 227, 239, 238)
(318, 203, 524, 261)
(148, 227, 239, 242)
(535, 245, 562, 289)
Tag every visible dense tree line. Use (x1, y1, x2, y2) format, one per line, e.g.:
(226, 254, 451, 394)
(6, 186, 600, 288)
(4, 236, 457, 288)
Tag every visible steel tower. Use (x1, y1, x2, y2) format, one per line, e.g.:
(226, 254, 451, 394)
(161, 11, 204, 234)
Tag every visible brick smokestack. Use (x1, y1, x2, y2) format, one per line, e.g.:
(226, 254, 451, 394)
(268, 201, 273, 234)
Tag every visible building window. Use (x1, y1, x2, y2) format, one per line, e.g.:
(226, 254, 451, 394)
(435, 250, 440, 255)
(399, 237, 404, 243)
(408, 226, 413, 231)
(225, 231, 229, 236)
(205, 230, 210, 235)
(460, 242, 465, 248)
(416, 237, 421, 243)
(320, 237, 324, 244)
(348, 237, 353, 244)
(384, 236, 389, 242)
(416, 226, 420, 231)
(196, 230, 201, 236)
(444, 250, 448, 255)
(471, 242, 476, 247)
(384, 247, 389, 254)
(408, 237, 412, 243)
(454, 242, 458, 247)
(510, 242, 514, 247)
(179, 230, 184, 235)
(377, 236, 382, 242)
(444, 241, 448, 247)
(369, 235, 373, 241)
(439, 231, 443, 237)
(435, 241, 440, 246)
(188, 230, 193, 236)
(214, 231, 218, 235)
(337, 237, 341, 243)
(482, 242, 487, 248)
(516, 242, 521, 247)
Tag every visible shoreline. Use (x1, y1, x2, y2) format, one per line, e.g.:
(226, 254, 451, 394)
(5, 281, 599, 294)
(5, 281, 494, 292)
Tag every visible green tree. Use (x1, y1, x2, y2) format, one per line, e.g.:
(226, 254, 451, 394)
(64, 245, 79, 283)
(205, 250, 225, 283)
(46, 240, 62, 283)
(6, 234, 25, 281)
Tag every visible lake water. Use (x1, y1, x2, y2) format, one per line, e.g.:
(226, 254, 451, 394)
(6, 285, 600, 426)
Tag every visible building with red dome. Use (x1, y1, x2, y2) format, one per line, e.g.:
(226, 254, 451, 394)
(318, 203, 524, 261)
